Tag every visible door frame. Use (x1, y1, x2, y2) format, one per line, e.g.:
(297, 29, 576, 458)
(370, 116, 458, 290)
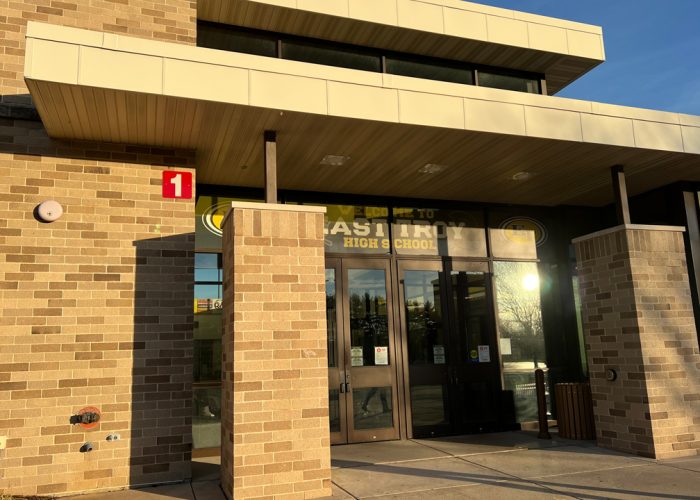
(328, 256, 403, 444)
(326, 258, 347, 445)
(395, 258, 453, 439)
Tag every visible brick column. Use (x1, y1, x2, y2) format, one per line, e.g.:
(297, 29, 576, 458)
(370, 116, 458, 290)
(220, 202, 331, 499)
(574, 225, 700, 459)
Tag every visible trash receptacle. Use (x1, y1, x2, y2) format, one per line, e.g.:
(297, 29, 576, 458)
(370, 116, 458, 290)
(555, 382, 595, 440)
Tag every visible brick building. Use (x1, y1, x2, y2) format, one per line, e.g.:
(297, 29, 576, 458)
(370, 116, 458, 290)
(1, 1, 700, 498)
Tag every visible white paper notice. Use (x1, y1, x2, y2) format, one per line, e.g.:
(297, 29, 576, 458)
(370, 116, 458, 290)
(351, 347, 363, 367)
(433, 345, 445, 364)
(478, 345, 491, 363)
(499, 338, 512, 356)
(374, 346, 388, 365)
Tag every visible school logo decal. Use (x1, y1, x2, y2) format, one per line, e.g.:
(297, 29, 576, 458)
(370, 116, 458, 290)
(499, 217, 548, 247)
(201, 202, 230, 237)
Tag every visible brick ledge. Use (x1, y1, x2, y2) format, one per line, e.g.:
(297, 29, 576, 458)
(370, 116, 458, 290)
(572, 223, 686, 244)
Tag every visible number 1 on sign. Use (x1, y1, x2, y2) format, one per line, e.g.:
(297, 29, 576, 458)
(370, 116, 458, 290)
(170, 173, 182, 197)
(162, 171, 192, 199)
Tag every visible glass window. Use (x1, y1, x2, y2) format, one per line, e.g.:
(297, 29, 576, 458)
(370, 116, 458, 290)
(195, 195, 263, 251)
(282, 39, 381, 72)
(197, 22, 277, 57)
(404, 270, 446, 365)
(326, 268, 338, 368)
(478, 71, 540, 94)
(493, 261, 549, 423)
(323, 204, 390, 255)
(489, 215, 547, 260)
(451, 270, 490, 363)
(329, 389, 341, 432)
(386, 57, 474, 86)
(353, 387, 393, 430)
(193, 252, 223, 450)
(572, 275, 588, 377)
(193, 386, 221, 449)
(392, 207, 486, 257)
(348, 269, 390, 367)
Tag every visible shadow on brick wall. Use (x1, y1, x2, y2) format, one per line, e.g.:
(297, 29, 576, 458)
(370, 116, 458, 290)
(0, 105, 195, 168)
(0, 101, 198, 494)
(131, 234, 195, 486)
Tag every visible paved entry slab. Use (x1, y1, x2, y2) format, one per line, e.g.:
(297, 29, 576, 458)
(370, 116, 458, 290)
(330, 432, 700, 499)
(332, 456, 510, 497)
(64, 433, 700, 499)
(331, 439, 449, 468)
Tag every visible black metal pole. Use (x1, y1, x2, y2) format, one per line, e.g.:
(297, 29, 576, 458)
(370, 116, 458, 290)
(535, 368, 551, 439)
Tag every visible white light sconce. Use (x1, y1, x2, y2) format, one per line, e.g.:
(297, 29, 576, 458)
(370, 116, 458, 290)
(36, 200, 63, 223)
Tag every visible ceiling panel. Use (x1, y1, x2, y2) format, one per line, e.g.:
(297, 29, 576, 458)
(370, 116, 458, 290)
(27, 80, 700, 207)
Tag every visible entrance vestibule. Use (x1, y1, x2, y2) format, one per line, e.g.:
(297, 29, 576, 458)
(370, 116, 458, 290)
(326, 256, 511, 444)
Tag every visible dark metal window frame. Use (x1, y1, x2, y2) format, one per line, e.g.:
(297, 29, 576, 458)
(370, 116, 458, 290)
(197, 21, 544, 94)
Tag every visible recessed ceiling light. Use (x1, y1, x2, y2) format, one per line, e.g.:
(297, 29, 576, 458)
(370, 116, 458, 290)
(320, 154, 350, 166)
(512, 171, 533, 181)
(418, 163, 447, 175)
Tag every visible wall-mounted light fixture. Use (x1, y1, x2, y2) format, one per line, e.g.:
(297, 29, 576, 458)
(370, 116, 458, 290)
(35, 200, 63, 222)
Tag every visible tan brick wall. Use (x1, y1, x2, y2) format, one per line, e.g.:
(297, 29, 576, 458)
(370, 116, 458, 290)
(221, 204, 332, 500)
(0, 0, 196, 106)
(0, 118, 196, 496)
(575, 226, 700, 459)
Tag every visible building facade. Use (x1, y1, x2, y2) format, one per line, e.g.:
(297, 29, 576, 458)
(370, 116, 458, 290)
(1, 0, 700, 498)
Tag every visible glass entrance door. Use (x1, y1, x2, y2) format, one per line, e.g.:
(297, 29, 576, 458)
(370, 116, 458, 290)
(326, 258, 400, 444)
(397, 261, 451, 437)
(448, 261, 505, 433)
(398, 259, 505, 438)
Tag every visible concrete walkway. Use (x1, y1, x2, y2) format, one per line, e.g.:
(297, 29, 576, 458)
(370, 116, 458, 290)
(69, 432, 700, 500)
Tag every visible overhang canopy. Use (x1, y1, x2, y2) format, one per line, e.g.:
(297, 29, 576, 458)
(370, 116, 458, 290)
(24, 22, 700, 207)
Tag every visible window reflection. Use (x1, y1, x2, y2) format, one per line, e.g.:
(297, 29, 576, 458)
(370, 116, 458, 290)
(353, 387, 393, 430)
(193, 252, 223, 450)
(493, 261, 548, 422)
(478, 71, 540, 94)
(348, 269, 390, 367)
(326, 269, 337, 368)
(404, 270, 445, 365)
(451, 271, 489, 362)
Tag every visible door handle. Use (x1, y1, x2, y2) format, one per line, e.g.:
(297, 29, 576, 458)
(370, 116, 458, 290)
(340, 373, 351, 393)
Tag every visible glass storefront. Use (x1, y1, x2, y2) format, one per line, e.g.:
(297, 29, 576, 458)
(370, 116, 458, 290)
(193, 190, 592, 447)
(193, 253, 223, 451)
(493, 261, 548, 422)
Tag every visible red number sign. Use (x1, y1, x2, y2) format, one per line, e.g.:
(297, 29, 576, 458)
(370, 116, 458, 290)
(162, 171, 193, 199)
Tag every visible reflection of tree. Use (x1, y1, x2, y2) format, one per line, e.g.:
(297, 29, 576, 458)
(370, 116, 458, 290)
(495, 263, 545, 366)
(350, 292, 388, 365)
(406, 299, 440, 364)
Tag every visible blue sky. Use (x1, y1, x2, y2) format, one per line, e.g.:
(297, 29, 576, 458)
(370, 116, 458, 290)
(472, 0, 700, 114)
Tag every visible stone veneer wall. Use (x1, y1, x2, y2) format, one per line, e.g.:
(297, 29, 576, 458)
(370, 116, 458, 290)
(0, 0, 196, 106)
(574, 225, 700, 459)
(221, 202, 332, 500)
(0, 118, 196, 496)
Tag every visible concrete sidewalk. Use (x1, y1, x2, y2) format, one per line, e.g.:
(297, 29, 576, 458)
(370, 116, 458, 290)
(69, 432, 700, 499)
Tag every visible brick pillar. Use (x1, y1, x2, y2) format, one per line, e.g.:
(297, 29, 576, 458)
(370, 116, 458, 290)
(220, 202, 331, 499)
(574, 225, 700, 459)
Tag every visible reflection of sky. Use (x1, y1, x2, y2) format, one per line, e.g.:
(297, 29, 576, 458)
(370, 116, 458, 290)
(195, 284, 221, 299)
(348, 269, 386, 291)
(325, 269, 335, 297)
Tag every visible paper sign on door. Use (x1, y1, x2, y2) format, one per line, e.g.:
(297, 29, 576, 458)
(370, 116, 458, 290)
(351, 347, 363, 366)
(433, 345, 445, 364)
(375, 346, 388, 365)
(478, 345, 491, 363)
(499, 338, 512, 356)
